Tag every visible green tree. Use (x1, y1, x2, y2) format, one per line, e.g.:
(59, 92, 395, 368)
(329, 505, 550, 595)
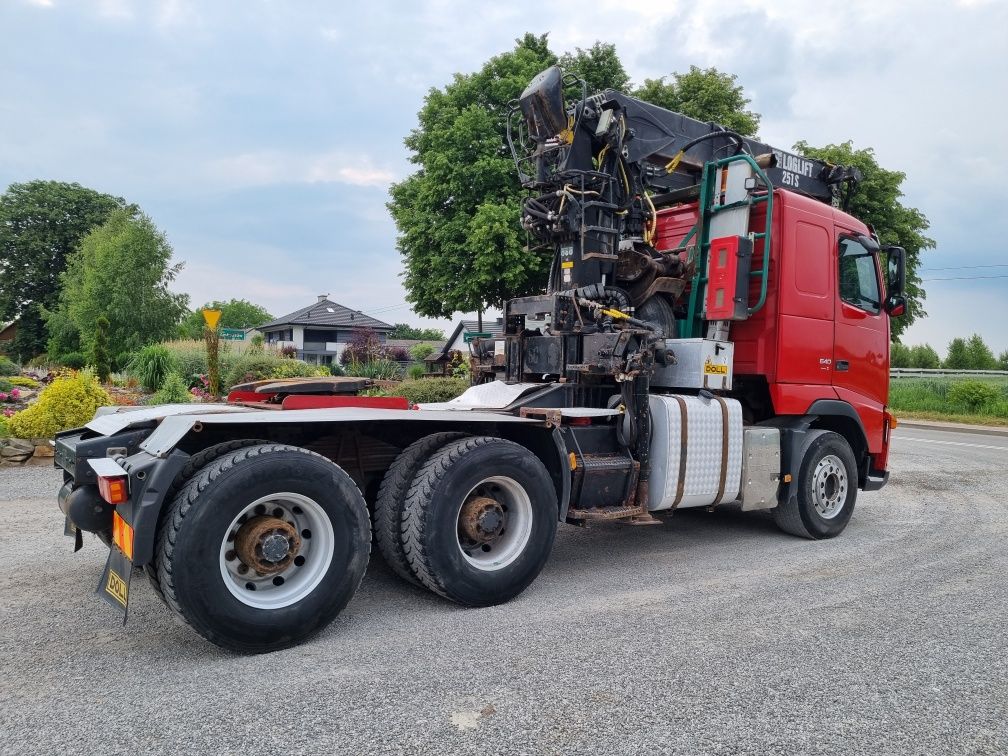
(944, 338, 969, 370)
(633, 66, 761, 136)
(890, 341, 911, 368)
(965, 333, 997, 370)
(91, 316, 111, 382)
(558, 42, 631, 92)
(49, 209, 189, 356)
(178, 299, 273, 340)
(10, 303, 47, 364)
(794, 141, 933, 340)
(909, 343, 941, 370)
(0, 181, 125, 358)
(390, 36, 766, 319)
(998, 350, 1008, 371)
(389, 323, 446, 340)
(389, 33, 557, 318)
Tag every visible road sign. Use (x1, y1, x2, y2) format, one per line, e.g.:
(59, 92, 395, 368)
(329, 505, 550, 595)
(220, 328, 246, 341)
(201, 308, 222, 330)
(463, 332, 492, 343)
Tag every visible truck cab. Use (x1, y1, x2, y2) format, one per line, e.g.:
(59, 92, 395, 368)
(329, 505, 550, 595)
(655, 188, 899, 486)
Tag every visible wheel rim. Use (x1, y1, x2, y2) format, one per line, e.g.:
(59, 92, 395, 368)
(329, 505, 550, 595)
(218, 492, 335, 609)
(456, 476, 533, 572)
(812, 454, 848, 520)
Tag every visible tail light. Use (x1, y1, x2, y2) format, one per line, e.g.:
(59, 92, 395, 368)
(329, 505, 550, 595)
(97, 475, 128, 505)
(87, 457, 130, 505)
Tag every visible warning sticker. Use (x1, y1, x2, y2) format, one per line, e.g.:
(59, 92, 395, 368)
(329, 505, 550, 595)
(704, 360, 729, 376)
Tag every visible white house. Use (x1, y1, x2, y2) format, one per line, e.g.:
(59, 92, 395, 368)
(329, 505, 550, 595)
(257, 295, 394, 365)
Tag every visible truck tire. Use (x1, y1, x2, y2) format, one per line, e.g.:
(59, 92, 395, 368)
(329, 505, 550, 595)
(374, 432, 467, 586)
(774, 430, 857, 539)
(146, 439, 266, 602)
(402, 436, 558, 606)
(155, 443, 370, 653)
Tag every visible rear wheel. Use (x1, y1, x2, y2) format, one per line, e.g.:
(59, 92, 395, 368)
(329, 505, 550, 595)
(373, 432, 467, 585)
(155, 443, 370, 653)
(146, 439, 265, 602)
(402, 436, 558, 607)
(774, 430, 858, 539)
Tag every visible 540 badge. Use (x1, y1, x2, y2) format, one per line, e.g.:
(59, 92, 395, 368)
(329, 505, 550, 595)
(97, 546, 133, 623)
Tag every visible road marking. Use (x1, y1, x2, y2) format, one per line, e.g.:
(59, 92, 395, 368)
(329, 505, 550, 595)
(895, 436, 1008, 452)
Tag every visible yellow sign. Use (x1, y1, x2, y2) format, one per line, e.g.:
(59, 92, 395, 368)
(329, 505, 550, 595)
(704, 359, 729, 376)
(105, 568, 128, 607)
(201, 308, 222, 330)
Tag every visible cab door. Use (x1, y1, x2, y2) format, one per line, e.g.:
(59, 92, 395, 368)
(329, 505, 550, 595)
(832, 234, 889, 408)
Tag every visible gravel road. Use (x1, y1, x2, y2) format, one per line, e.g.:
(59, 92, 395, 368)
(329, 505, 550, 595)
(1, 426, 1005, 755)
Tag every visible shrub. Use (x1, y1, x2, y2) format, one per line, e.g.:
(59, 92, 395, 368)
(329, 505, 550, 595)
(909, 344, 941, 370)
(446, 350, 469, 379)
(0, 416, 9, 438)
(26, 354, 52, 369)
(947, 380, 1000, 412)
(410, 343, 435, 361)
(7, 369, 110, 438)
(408, 364, 425, 380)
(0, 379, 12, 392)
(374, 377, 469, 404)
(343, 359, 403, 380)
(224, 355, 322, 389)
(280, 344, 297, 359)
(329, 363, 345, 377)
(0, 356, 18, 376)
(113, 351, 133, 373)
(387, 346, 411, 362)
(890, 342, 911, 369)
(7, 376, 39, 389)
(127, 344, 177, 392)
(152, 372, 191, 404)
(60, 352, 87, 370)
(341, 327, 390, 365)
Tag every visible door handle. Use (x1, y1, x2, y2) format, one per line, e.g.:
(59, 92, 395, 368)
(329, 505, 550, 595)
(835, 360, 849, 372)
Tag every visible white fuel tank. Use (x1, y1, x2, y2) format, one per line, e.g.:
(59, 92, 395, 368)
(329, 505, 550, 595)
(648, 394, 743, 511)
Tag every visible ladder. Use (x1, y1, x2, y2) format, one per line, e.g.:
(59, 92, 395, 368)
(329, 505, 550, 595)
(680, 153, 775, 339)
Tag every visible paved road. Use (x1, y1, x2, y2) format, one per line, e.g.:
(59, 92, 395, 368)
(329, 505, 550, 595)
(1, 427, 1005, 755)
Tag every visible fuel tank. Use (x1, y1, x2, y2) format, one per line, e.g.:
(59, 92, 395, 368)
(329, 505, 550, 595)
(647, 394, 743, 510)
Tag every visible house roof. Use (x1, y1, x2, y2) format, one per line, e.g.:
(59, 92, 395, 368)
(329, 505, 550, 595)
(259, 298, 394, 331)
(436, 318, 505, 359)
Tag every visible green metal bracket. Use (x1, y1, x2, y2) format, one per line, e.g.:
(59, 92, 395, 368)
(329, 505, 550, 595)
(682, 153, 775, 338)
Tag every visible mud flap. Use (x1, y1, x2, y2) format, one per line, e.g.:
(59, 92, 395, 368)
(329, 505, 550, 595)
(97, 547, 132, 624)
(64, 516, 84, 552)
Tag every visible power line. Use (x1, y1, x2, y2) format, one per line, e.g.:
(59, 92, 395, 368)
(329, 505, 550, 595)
(920, 263, 1008, 272)
(921, 274, 1008, 281)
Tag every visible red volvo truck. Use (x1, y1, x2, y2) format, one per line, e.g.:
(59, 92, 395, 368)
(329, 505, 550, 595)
(53, 65, 905, 652)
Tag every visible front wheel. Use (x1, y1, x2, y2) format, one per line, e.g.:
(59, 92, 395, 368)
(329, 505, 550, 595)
(155, 443, 370, 653)
(401, 436, 558, 607)
(774, 430, 858, 539)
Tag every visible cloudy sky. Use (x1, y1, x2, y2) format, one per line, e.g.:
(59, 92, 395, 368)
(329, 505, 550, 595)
(2, 0, 1005, 353)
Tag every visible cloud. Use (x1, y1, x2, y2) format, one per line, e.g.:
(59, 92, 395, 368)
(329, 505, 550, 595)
(207, 151, 397, 189)
(2, 0, 1005, 346)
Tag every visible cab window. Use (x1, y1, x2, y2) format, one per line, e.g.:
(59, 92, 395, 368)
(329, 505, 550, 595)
(838, 237, 881, 314)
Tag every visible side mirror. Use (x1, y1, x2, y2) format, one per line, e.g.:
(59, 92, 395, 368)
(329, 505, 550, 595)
(885, 295, 906, 318)
(884, 245, 906, 298)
